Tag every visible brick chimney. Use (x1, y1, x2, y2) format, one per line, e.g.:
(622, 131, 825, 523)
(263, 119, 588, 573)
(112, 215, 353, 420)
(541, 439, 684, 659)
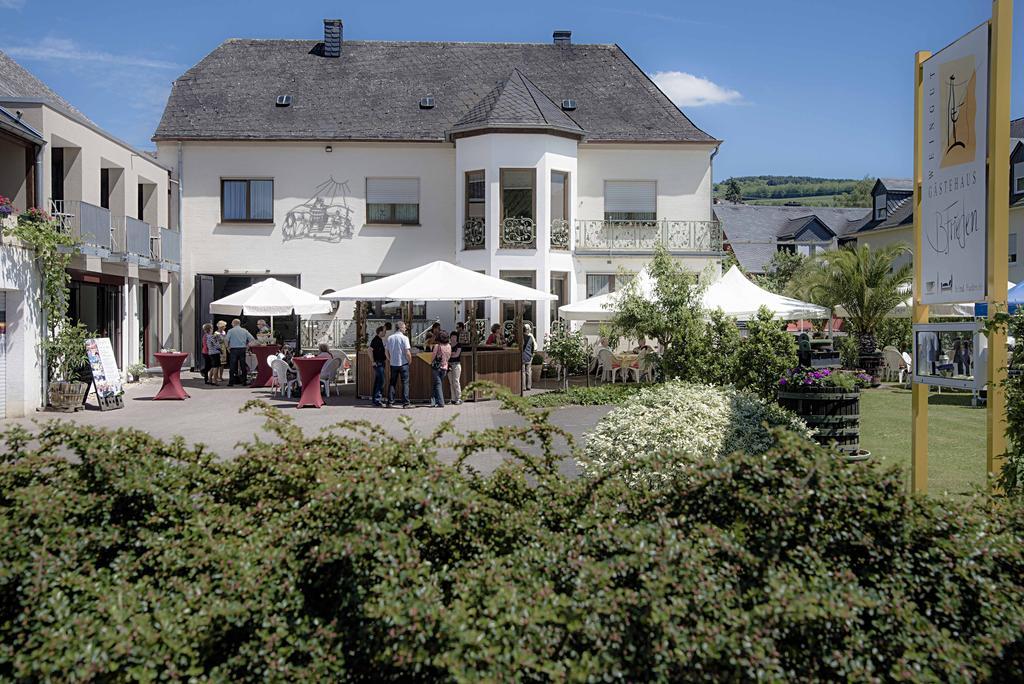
(553, 30, 572, 46)
(323, 19, 343, 58)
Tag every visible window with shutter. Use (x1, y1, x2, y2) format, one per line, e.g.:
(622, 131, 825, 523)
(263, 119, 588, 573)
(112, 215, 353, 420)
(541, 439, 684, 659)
(366, 178, 420, 225)
(604, 181, 656, 221)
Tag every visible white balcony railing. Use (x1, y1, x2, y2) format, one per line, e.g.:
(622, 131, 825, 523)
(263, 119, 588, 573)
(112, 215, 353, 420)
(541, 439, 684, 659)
(574, 219, 723, 253)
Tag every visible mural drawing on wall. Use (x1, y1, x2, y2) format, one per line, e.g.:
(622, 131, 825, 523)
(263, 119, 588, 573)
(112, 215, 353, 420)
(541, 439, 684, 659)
(282, 177, 354, 242)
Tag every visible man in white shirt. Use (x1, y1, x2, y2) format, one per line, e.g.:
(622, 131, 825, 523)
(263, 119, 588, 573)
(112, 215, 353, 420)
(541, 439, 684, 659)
(385, 321, 413, 408)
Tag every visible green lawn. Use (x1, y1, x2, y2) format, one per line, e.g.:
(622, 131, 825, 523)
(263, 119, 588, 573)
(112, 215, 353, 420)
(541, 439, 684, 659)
(859, 385, 987, 495)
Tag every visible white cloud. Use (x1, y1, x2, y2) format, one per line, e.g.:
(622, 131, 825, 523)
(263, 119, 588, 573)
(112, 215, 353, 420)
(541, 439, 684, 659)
(5, 37, 182, 70)
(0, 0, 26, 9)
(650, 70, 742, 107)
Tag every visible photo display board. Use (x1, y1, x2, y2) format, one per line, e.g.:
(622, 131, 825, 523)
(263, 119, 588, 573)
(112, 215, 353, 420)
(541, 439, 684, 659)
(912, 322, 985, 390)
(84, 338, 123, 400)
(920, 23, 989, 305)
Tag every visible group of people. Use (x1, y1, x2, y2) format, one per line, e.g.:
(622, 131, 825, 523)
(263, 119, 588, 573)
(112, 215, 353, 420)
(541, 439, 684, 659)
(201, 317, 336, 388)
(367, 319, 538, 407)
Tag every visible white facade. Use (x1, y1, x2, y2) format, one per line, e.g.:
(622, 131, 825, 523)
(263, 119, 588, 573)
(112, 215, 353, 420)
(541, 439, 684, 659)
(2, 100, 180, 373)
(0, 237, 43, 417)
(160, 135, 720, 354)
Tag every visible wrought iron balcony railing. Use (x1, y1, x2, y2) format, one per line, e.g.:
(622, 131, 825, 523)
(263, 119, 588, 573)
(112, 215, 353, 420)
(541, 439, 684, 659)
(499, 217, 536, 249)
(550, 219, 570, 251)
(574, 219, 723, 253)
(49, 198, 112, 250)
(463, 217, 485, 250)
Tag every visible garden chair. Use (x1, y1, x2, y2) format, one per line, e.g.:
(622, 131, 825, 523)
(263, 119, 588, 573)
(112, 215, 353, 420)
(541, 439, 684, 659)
(882, 346, 907, 383)
(270, 359, 298, 398)
(902, 351, 914, 388)
(319, 357, 343, 397)
(596, 347, 622, 383)
(627, 349, 654, 383)
(338, 351, 352, 384)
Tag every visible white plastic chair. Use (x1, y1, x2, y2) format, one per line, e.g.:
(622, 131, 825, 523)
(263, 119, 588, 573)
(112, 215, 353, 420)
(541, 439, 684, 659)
(338, 351, 352, 384)
(319, 357, 342, 397)
(596, 347, 622, 383)
(270, 359, 298, 398)
(902, 351, 913, 387)
(882, 346, 906, 383)
(628, 349, 653, 383)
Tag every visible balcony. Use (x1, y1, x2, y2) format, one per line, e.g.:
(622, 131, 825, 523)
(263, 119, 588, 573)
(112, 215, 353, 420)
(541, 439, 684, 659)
(499, 217, 536, 249)
(463, 218, 485, 250)
(150, 227, 182, 271)
(550, 219, 570, 251)
(111, 215, 154, 263)
(574, 219, 723, 254)
(49, 199, 112, 252)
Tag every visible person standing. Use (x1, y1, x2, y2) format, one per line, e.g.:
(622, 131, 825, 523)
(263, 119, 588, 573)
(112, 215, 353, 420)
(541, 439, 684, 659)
(226, 318, 255, 386)
(214, 320, 229, 384)
(385, 320, 412, 408)
(448, 322, 464, 405)
(369, 325, 387, 407)
(202, 323, 222, 385)
(430, 331, 451, 408)
(521, 322, 537, 391)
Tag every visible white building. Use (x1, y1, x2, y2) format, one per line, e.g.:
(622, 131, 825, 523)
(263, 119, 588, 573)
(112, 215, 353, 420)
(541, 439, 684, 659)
(0, 50, 181, 415)
(154, 21, 722, 355)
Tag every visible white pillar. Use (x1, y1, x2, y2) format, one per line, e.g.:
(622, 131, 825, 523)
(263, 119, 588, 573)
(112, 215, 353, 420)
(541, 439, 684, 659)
(123, 277, 140, 371)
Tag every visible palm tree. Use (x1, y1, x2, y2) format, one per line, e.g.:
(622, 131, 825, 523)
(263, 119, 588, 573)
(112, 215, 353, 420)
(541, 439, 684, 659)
(788, 244, 912, 354)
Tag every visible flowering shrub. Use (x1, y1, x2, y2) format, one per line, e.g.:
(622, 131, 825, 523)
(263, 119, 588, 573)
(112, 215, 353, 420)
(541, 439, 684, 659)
(778, 366, 872, 392)
(581, 380, 809, 487)
(1, 390, 1024, 679)
(0, 195, 13, 216)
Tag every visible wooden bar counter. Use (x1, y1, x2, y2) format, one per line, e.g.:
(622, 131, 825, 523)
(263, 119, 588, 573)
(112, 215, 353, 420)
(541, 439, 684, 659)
(357, 347, 521, 402)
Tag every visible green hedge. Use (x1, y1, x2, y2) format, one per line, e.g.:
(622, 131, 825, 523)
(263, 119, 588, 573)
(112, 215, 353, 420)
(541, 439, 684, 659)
(2, 393, 1023, 680)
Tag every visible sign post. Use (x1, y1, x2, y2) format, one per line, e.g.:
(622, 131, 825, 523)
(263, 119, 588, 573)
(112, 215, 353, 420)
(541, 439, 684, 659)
(912, 0, 1013, 493)
(986, 0, 1013, 487)
(84, 337, 124, 411)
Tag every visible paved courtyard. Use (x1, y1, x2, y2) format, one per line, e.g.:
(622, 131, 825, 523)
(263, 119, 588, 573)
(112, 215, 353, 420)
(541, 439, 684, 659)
(4, 372, 614, 476)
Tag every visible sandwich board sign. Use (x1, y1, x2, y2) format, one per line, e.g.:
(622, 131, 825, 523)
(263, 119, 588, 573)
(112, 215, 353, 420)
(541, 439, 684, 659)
(84, 337, 124, 410)
(919, 23, 989, 305)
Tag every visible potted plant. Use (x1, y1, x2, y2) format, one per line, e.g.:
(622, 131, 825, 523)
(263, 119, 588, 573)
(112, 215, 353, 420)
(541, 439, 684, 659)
(531, 352, 544, 386)
(777, 366, 872, 461)
(126, 361, 147, 383)
(544, 321, 590, 390)
(0, 195, 15, 232)
(47, 322, 93, 411)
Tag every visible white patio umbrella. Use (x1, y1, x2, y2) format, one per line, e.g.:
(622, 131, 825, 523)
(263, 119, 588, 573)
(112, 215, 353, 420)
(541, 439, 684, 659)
(321, 261, 557, 302)
(209, 277, 332, 333)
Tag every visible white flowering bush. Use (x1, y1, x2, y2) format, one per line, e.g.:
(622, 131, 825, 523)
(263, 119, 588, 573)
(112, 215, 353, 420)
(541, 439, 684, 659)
(581, 381, 809, 487)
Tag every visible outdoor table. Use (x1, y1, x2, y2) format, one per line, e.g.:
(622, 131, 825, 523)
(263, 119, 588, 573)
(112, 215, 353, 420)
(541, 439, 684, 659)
(293, 356, 328, 408)
(250, 344, 281, 387)
(153, 352, 190, 400)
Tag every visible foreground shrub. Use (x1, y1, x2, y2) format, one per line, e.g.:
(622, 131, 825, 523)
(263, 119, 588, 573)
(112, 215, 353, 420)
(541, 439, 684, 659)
(580, 380, 809, 487)
(1, 389, 1023, 681)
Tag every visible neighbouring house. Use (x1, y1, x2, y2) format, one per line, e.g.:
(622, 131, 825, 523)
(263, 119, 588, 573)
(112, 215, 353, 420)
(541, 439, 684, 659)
(714, 204, 867, 274)
(0, 50, 182, 390)
(0, 101, 44, 417)
(154, 20, 723, 357)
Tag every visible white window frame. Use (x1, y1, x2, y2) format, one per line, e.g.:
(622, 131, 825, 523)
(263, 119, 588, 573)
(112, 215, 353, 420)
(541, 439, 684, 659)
(1014, 162, 1024, 194)
(1009, 233, 1018, 265)
(604, 180, 657, 222)
(874, 193, 887, 221)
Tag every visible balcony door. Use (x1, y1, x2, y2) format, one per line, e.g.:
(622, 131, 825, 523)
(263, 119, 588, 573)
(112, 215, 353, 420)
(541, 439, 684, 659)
(499, 270, 535, 335)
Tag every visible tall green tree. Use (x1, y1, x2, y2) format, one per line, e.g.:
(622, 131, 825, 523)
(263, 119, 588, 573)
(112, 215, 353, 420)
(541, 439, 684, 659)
(611, 245, 707, 381)
(789, 243, 912, 353)
(734, 306, 798, 400)
(754, 250, 807, 295)
(723, 178, 744, 204)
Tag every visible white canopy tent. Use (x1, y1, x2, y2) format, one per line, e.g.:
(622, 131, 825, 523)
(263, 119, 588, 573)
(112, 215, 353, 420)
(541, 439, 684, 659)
(209, 277, 332, 333)
(558, 266, 828, 322)
(321, 261, 557, 303)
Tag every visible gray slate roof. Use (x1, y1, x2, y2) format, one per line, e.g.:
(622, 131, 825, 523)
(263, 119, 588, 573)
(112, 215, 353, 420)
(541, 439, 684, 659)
(0, 49, 92, 123)
(154, 40, 716, 143)
(451, 68, 583, 137)
(1012, 117, 1023, 138)
(877, 178, 913, 192)
(714, 204, 868, 273)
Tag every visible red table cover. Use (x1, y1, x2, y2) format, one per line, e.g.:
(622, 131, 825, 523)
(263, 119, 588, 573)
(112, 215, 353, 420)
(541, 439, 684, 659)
(250, 345, 281, 387)
(153, 352, 190, 400)
(293, 356, 328, 408)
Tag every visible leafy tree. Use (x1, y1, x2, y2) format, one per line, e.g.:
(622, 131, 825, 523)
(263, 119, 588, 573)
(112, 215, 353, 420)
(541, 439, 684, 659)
(789, 244, 912, 354)
(544, 320, 590, 390)
(734, 306, 798, 400)
(700, 309, 742, 386)
(834, 176, 874, 208)
(754, 250, 807, 295)
(723, 178, 743, 204)
(611, 245, 707, 381)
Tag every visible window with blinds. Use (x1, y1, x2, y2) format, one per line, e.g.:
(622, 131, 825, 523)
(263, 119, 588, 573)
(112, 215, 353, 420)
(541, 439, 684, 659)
(221, 179, 274, 222)
(586, 274, 616, 298)
(366, 177, 420, 225)
(604, 180, 656, 222)
(1010, 233, 1018, 265)
(465, 170, 485, 222)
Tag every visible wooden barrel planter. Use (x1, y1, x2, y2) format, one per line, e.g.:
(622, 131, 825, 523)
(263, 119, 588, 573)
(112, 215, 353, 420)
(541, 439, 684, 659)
(778, 389, 861, 456)
(47, 381, 90, 412)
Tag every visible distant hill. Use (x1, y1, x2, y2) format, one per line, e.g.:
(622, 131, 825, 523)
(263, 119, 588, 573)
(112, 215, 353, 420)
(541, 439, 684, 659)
(714, 176, 863, 206)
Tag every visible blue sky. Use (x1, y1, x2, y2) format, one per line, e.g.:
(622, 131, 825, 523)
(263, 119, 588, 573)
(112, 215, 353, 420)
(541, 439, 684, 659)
(2, 0, 1022, 181)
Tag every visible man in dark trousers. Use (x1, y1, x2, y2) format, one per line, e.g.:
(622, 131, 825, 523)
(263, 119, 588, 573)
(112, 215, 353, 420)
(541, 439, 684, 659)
(370, 325, 387, 406)
(225, 318, 255, 386)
